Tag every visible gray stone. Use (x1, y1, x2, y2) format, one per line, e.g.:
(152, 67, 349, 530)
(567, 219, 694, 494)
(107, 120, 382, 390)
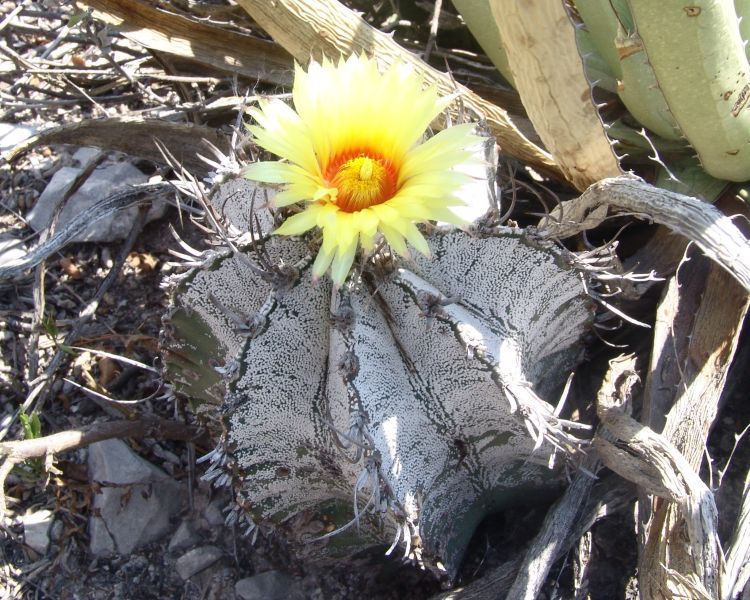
(202, 497, 226, 528)
(26, 149, 166, 242)
(0, 233, 27, 267)
(88, 439, 183, 557)
(21, 509, 53, 554)
(168, 519, 201, 554)
(234, 571, 305, 600)
(0, 122, 37, 154)
(175, 545, 223, 580)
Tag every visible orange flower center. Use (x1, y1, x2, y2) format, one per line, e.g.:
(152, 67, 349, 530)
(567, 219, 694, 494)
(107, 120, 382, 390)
(326, 152, 398, 212)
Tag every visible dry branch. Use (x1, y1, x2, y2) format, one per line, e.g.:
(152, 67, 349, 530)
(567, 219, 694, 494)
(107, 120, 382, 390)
(0, 417, 203, 462)
(726, 468, 750, 599)
(594, 408, 722, 599)
(638, 252, 750, 600)
(4, 117, 230, 175)
(0, 416, 205, 516)
(539, 175, 750, 293)
(489, 0, 622, 190)
(75, 0, 294, 87)
(233, 0, 563, 181)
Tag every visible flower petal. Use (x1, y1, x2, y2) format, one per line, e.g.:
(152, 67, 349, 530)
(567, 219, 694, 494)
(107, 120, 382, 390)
(312, 234, 336, 281)
(273, 205, 324, 236)
(242, 161, 312, 185)
(400, 123, 481, 181)
(379, 223, 408, 256)
(330, 236, 358, 286)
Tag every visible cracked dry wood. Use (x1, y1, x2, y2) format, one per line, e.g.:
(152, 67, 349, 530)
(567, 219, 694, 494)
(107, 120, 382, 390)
(489, 0, 622, 191)
(539, 175, 750, 293)
(75, 0, 294, 86)
(593, 252, 750, 600)
(233, 0, 563, 182)
(5, 117, 229, 176)
(639, 251, 750, 600)
(594, 408, 723, 600)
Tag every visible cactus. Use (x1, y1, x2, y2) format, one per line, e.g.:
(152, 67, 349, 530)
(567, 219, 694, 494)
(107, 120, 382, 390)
(161, 177, 595, 578)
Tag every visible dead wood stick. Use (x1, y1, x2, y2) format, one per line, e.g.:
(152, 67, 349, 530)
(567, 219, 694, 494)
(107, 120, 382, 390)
(538, 175, 750, 293)
(504, 459, 598, 600)
(74, 0, 293, 88)
(0, 416, 205, 516)
(639, 252, 749, 600)
(433, 475, 637, 599)
(594, 409, 722, 599)
(233, 0, 562, 181)
(5, 117, 229, 176)
(0, 417, 204, 462)
(726, 468, 750, 600)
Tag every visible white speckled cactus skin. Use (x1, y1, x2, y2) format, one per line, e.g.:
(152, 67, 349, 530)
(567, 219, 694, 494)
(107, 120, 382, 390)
(162, 179, 595, 578)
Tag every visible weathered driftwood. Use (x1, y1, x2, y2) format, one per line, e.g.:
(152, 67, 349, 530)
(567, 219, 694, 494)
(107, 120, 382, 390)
(0, 183, 171, 280)
(4, 117, 229, 175)
(233, 0, 563, 181)
(595, 408, 723, 599)
(639, 252, 750, 600)
(488, 0, 621, 190)
(0, 416, 205, 515)
(539, 175, 750, 293)
(432, 474, 638, 599)
(726, 469, 750, 600)
(503, 459, 598, 600)
(75, 0, 294, 87)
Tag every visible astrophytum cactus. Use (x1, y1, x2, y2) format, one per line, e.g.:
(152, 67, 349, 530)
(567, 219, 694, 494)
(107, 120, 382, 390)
(161, 177, 595, 578)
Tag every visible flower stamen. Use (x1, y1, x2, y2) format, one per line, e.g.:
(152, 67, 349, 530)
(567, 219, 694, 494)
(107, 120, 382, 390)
(328, 153, 398, 213)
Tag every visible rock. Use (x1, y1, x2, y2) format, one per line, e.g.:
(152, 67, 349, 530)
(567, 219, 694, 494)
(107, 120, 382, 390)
(168, 519, 201, 554)
(21, 509, 54, 555)
(26, 148, 167, 242)
(175, 545, 223, 580)
(234, 571, 305, 600)
(0, 122, 37, 154)
(202, 496, 226, 528)
(88, 439, 183, 557)
(0, 233, 28, 267)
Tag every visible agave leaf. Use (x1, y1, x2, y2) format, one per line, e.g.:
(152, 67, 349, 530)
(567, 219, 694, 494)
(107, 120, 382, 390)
(574, 0, 632, 79)
(452, 0, 515, 87)
(628, 0, 750, 181)
(738, 0, 750, 59)
(574, 22, 618, 94)
(615, 26, 683, 141)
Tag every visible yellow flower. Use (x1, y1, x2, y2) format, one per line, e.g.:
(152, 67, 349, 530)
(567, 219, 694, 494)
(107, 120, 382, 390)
(242, 54, 481, 286)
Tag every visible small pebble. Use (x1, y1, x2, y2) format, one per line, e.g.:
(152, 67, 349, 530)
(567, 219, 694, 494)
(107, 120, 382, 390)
(175, 545, 223, 580)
